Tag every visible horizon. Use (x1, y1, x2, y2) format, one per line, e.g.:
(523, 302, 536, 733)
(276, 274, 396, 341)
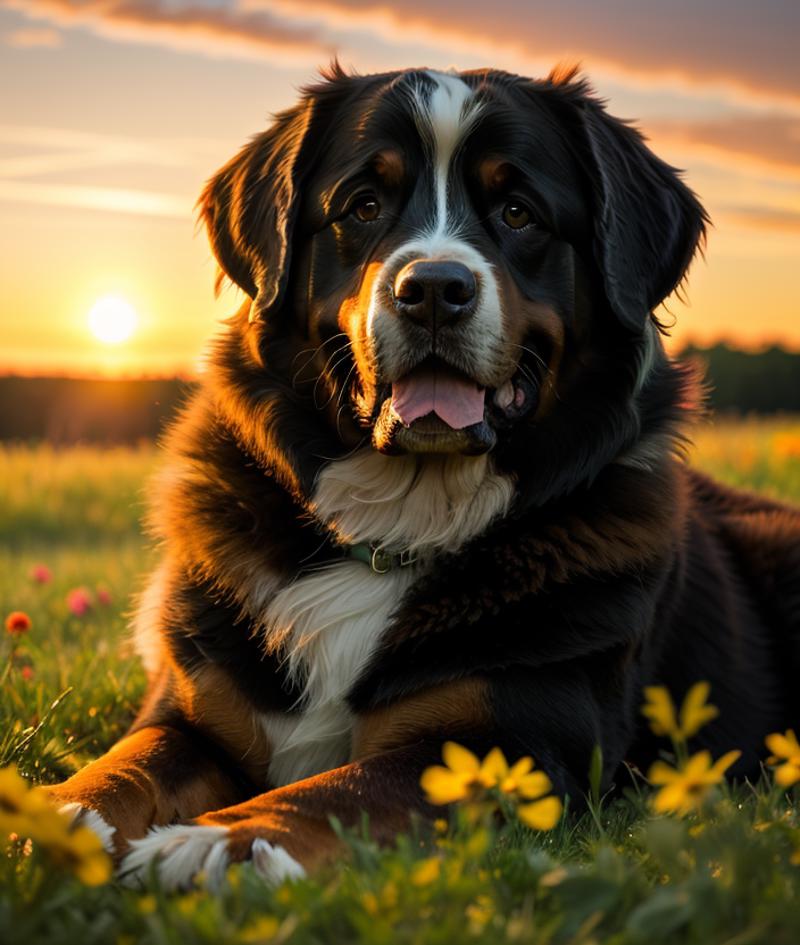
(1, 0, 798, 376)
(3, 337, 800, 384)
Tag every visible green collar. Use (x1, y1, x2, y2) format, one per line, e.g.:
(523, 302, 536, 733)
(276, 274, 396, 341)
(348, 542, 418, 574)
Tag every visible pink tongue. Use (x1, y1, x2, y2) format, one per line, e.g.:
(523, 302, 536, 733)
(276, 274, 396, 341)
(391, 365, 485, 430)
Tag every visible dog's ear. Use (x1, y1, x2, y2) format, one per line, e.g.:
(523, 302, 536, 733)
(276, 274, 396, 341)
(577, 98, 708, 333)
(198, 97, 322, 324)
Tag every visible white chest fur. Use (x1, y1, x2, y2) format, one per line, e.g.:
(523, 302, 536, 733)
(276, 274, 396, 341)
(258, 449, 514, 787)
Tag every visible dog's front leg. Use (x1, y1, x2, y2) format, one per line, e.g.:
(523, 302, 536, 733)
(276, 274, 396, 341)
(120, 740, 443, 889)
(43, 724, 249, 857)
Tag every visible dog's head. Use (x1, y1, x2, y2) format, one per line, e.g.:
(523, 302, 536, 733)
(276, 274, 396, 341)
(200, 66, 706, 502)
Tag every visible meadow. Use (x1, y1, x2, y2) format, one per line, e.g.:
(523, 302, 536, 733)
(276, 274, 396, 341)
(2, 417, 800, 944)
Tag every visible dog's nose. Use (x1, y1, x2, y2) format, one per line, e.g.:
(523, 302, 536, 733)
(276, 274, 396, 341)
(393, 260, 477, 328)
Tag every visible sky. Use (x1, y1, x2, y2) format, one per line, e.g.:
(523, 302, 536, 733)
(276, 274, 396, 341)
(0, 0, 798, 376)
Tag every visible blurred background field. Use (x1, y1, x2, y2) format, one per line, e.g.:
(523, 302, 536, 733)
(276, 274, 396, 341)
(688, 415, 800, 501)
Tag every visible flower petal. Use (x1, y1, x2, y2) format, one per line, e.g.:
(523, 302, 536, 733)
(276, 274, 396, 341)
(683, 750, 713, 780)
(508, 757, 534, 780)
(517, 771, 553, 800)
(648, 761, 680, 786)
(73, 852, 112, 886)
(765, 731, 800, 760)
(518, 796, 563, 831)
(420, 766, 470, 805)
(708, 749, 741, 782)
(679, 682, 718, 738)
(442, 742, 480, 775)
(479, 748, 508, 786)
(774, 762, 800, 788)
(642, 686, 679, 737)
(652, 782, 695, 815)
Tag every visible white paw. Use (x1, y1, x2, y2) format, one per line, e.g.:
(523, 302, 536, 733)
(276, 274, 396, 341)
(59, 803, 116, 853)
(119, 823, 306, 891)
(251, 838, 306, 884)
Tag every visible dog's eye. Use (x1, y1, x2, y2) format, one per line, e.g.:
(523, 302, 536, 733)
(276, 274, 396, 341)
(351, 195, 381, 223)
(502, 202, 532, 230)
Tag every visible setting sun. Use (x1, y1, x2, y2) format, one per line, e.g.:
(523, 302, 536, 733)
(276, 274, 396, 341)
(87, 296, 138, 345)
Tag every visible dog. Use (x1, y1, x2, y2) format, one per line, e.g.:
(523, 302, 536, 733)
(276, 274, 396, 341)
(47, 64, 800, 889)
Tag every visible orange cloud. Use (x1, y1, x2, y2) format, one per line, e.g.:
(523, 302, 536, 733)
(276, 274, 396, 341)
(2, 0, 330, 63)
(257, 0, 800, 110)
(720, 207, 800, 234)
(647, 115, 800, 176)
(7, 0, 799, 113)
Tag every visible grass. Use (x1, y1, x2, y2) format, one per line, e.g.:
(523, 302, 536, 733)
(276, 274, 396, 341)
(1, 416, 800, 944)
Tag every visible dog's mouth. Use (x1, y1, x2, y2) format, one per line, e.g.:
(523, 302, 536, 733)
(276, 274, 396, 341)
(372, 357, 539, 455)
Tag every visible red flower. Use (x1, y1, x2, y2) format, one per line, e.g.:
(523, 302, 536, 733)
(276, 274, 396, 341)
(20, 666, 34, 681)
(96, 586, 112, 606)
(30, 564, 52, 584)
(66, 588, 93, 617)
(5, 611, 32, 635)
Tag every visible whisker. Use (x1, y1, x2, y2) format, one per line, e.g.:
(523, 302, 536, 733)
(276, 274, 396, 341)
(292, 334, 349, 389)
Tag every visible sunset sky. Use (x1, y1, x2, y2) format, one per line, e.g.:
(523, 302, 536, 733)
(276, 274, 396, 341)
(0, 0, 798, 376)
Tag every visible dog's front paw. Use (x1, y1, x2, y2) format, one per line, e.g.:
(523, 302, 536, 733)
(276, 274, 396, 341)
(119, 823, 305, 891)
(59, 802, 116, 854)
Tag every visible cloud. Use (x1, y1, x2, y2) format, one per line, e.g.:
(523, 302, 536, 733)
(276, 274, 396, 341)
(255, 0, 800, 110)
(6, 0, 799, 112)
(2, 0, 331, 64)
(721, 206, 800, 234)
(647, 115, 800, 178)
(0, 178, 189, 217)
(4, 26, 62, 47)
(0, 125, 224, 218)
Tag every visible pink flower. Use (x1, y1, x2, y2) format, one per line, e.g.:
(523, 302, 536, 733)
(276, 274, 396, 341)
(96, 586, 112, 606)
(5, 611, 31, 635)
(30, 564, 52, 584)
(66, 587, 93, 617)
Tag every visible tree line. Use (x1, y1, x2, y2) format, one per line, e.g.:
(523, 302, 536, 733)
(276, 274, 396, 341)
(0, 343, 797, 443)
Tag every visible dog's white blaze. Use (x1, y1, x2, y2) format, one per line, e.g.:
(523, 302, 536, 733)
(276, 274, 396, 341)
(367, 71, 508, 384)
(412, 71, 481, 239)
(258, 449, 513, 787)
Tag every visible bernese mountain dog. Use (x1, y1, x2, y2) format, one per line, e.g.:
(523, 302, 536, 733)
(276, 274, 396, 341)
(47, 65, 800, 889)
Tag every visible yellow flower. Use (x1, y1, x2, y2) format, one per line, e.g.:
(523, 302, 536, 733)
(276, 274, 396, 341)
(240, 916, 280, 942)
(411, 856, 441, 886)
(649, 749, 741, 816)
(466, 894, 494, 933)
(0, 765, 35, 816)
(420, 743, 563, 830)
(362, 891, 379, 916)
(487, 749, 555, 801)
(642, 681, 718, 741)
(0, 765, 112, 886)
(765, 730, 800, 787)
(420, 742, 492, 804)
(420, 742, 556, 806)
(138, 895, 157, 915)
(44, 823, 113, 886)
